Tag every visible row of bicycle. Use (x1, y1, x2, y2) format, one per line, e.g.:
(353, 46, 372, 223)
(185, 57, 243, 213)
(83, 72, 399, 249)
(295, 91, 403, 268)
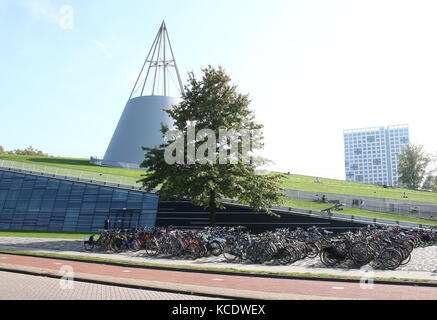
(83, 225, 437, 270)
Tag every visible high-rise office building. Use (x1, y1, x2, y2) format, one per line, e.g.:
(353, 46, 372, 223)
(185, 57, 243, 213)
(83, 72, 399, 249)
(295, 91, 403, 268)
(343, 124, 410, 186)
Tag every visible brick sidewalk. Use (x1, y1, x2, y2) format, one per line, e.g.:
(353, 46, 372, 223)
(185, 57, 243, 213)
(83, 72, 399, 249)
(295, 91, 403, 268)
(1, 253, 437, 300)
(0, 270, 216, 300)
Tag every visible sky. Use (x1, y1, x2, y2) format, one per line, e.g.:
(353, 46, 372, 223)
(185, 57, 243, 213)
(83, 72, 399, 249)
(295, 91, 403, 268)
(1, 0, 437, 180)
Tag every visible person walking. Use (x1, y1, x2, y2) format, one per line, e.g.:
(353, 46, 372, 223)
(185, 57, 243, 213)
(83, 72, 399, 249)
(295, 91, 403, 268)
(104, 215, 111, 230)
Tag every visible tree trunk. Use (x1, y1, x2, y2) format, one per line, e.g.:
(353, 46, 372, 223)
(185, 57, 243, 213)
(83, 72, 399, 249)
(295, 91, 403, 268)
(209, 190, 216, 226)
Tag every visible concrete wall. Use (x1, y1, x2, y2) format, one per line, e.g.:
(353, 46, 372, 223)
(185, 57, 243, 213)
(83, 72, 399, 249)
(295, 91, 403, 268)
(285, 189, 437, 221)
(103, 96, 176, 168)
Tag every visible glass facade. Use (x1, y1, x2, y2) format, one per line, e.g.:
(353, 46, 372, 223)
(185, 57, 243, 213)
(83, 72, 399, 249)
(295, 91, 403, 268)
(343, 125, 409, 186)
(0, 169, 159, 232)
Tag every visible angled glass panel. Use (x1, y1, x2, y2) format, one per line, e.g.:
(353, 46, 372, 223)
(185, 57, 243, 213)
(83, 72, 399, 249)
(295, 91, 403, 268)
(83, 195, 97, 202)
(84, 185, 99, 195)
(4, 200, 17, 209)
(99, 187, 113, 195)
(7, 189, 20, 200)
(16, 201, 29, 211)
(28, 200, 42, 212)
(112, 190, 128, 201)
(96, 202, 110, 209)
(18, 189, 33, 200)
(43, 189, 58, 200)
(31, 188, 45, 200)
(34, 178, 48, 187)
(128, 192, 143, 202)
(127, 202, 142, 209)
(0, 190, 8, 201)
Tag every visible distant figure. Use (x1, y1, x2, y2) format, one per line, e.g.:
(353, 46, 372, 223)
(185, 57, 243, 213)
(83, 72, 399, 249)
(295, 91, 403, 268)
(402, 192, 408, 199)
(104, 215, 111, 230)
(314, 177, 321, 183)
(321, 195, 326, 203)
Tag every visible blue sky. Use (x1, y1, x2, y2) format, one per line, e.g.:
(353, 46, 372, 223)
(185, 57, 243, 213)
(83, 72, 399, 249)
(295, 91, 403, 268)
(1, 0, 437, 179)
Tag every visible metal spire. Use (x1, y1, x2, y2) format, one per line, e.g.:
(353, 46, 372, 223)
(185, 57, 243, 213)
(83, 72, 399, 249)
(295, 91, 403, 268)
(129, 21, 184, 99)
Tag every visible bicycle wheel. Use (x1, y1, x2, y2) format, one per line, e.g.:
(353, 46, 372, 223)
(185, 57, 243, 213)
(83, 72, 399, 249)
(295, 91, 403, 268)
(145, 241, 159, 257)
(349, 242, 371, 266)
(305, 242, 320, 259)
(111, 238, 123, 253)
(379, 248, 402, 270)
(223, 245, 240, 263)
(209, 240, 223, 256)
(187, 243, 201, 260)
(399, 248, 411, 266)
(275, 248, 292, 265)
(287, 247, 299, 264)
(84, 241, 94, 252)
(129, 239, 141, 252)
(320, 248, 341, 267)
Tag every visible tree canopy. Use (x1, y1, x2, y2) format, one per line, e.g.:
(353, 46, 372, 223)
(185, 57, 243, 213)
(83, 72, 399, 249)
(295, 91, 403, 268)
(138, 66, 285, 225)
(397, 144, 431, 190)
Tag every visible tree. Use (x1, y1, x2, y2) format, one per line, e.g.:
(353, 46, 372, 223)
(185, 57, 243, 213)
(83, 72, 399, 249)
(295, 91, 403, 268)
(0, 145, 4, 154)
(138, 66, 285, 225)
(422, 174, 437, 192)
(12, 145, 48, 156)
(397, 144, 431, 190)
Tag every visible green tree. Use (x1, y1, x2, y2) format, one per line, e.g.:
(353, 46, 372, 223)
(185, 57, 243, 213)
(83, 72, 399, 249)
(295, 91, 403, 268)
(422, 174, 437, 192)
(397, 144, 431, 190)
(0, 145, 4, 154)
(138, 66, 285, 225)
(13, 145, 48, 156)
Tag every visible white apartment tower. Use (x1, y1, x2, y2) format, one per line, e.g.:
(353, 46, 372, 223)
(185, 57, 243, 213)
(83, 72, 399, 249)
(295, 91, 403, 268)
(343, 125, 410, 186)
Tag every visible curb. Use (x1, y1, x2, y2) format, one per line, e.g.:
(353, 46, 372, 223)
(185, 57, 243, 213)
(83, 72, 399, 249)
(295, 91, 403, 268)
(1, 250, 437, 288)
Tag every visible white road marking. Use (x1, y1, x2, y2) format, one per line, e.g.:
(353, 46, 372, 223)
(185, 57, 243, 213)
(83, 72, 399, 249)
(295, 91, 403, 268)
(332, 287, 345, 290)
(212, 278, 224, 281)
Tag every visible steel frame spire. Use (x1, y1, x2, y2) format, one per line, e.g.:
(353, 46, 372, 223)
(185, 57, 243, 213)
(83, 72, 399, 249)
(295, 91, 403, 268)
(129, 21, 183, 99)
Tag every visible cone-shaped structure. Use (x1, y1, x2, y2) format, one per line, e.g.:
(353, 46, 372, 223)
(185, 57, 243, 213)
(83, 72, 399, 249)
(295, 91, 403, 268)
(102, 21, 182, 169)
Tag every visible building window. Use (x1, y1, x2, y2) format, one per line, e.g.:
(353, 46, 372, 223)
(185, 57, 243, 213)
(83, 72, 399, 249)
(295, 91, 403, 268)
(367, 136, 375, 143)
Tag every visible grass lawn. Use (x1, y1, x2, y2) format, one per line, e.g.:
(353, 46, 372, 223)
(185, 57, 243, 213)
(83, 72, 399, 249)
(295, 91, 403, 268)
(283, 198, 437, 226)
(0, 154, 144, 178)
(282, 173, 437, 204)
(0, 230, 93, 239)
(3, 155, 437, 204)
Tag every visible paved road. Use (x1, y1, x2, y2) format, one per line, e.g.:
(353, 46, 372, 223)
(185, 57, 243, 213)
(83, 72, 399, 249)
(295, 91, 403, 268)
(0, 270, 216, 300)
(1, 253, 437, 300)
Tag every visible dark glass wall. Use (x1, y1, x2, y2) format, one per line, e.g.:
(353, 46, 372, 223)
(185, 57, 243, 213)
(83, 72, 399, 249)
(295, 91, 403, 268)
(0, 169, 159, 232)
